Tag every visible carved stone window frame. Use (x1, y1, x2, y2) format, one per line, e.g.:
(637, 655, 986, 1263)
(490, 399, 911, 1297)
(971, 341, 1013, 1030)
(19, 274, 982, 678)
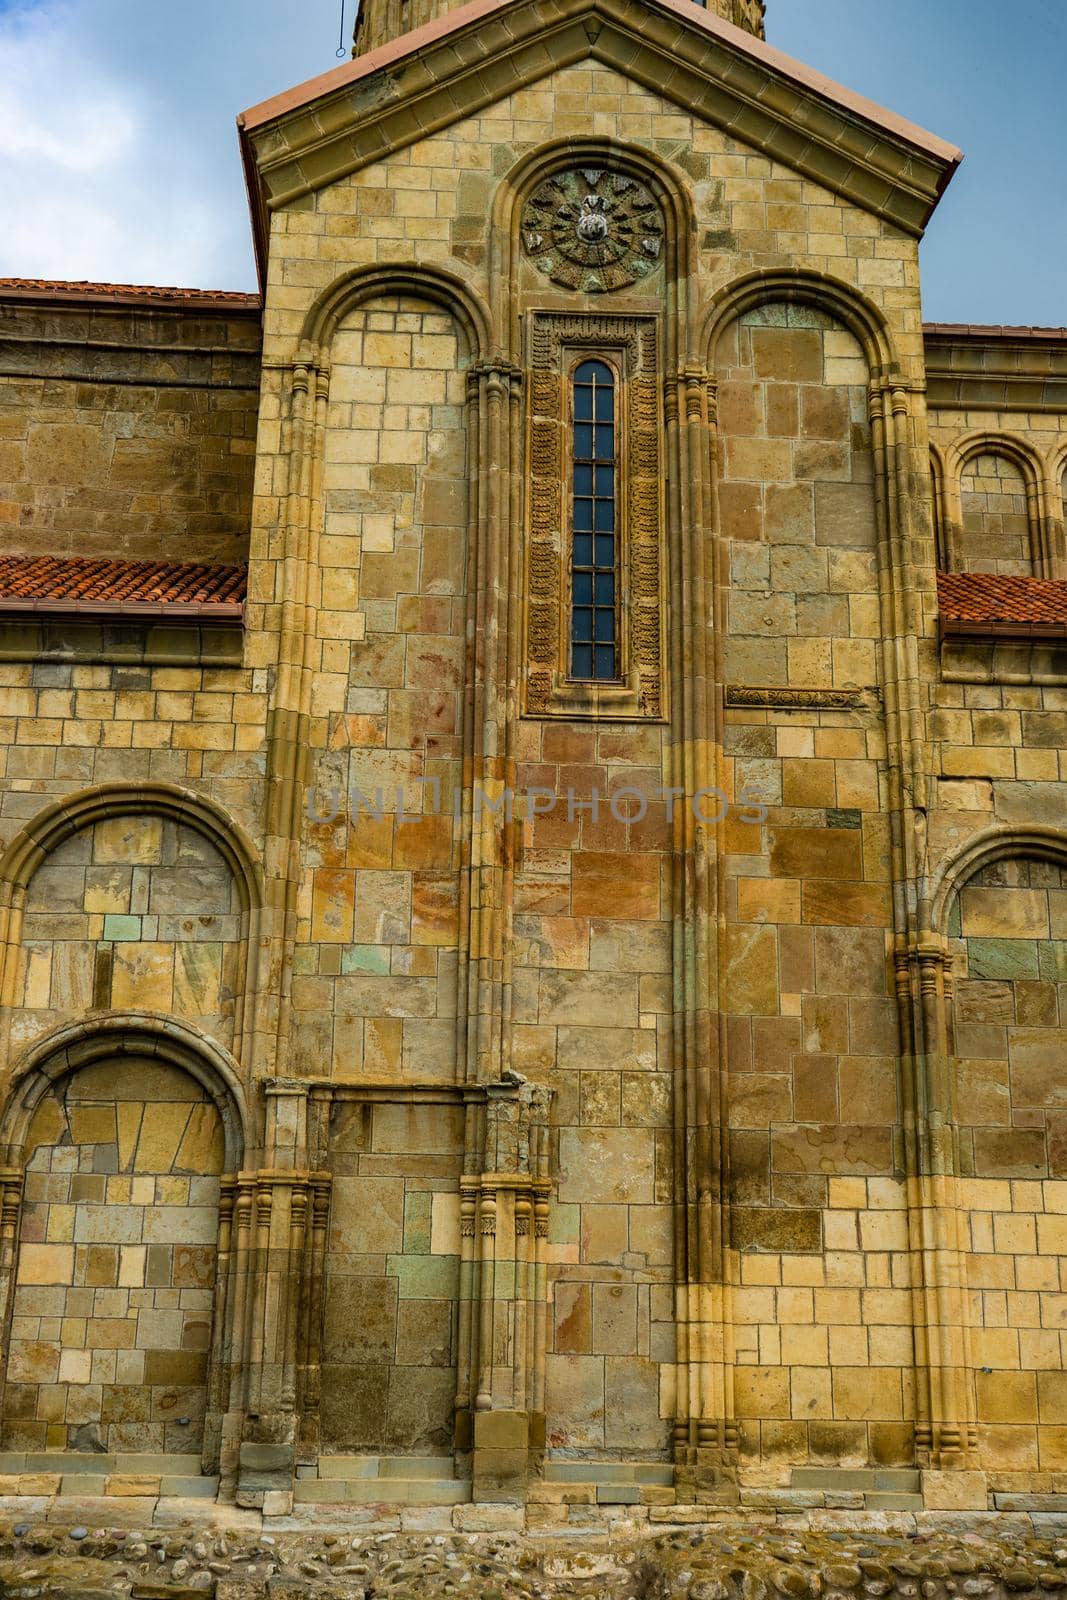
(523, 311, 667, 721)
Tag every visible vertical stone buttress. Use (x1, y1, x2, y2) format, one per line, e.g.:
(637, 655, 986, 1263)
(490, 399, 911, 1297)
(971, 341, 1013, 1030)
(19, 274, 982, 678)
(230, 339, 335, 1510)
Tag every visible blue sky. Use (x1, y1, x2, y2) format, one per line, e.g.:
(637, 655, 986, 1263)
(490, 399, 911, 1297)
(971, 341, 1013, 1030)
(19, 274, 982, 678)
(0, 0, 1063, 324)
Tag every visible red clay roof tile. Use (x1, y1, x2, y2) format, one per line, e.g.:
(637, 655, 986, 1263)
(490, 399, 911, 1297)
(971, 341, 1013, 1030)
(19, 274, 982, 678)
(0, 557, 247, 614)
(0, 279, 260, 311)
(938, 571, 1067, 629)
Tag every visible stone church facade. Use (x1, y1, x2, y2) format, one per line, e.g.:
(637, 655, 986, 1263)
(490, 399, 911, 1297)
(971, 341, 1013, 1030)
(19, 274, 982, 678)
(0, 0, 1064, 1523)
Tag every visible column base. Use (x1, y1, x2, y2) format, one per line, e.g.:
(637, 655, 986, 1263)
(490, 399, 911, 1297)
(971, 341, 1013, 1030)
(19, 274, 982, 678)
(471, 1409, 543, 1503)
(921, 1469, 988, 1510)
(674, 1442, 740, 1505)
(235, 1440, 295, 1509)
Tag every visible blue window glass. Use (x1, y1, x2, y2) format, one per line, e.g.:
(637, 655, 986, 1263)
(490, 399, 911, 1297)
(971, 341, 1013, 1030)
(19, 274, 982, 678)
(570, 360, 617, 681)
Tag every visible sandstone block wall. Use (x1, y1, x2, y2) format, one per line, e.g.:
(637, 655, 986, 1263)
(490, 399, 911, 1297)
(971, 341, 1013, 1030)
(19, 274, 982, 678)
(0, 34, 1063, 1510)
(924, 376, 1067, 1479)
(246, 62, 931, 1472)
(0, 296, 260, 562)
(4, 1056, 223, 1454)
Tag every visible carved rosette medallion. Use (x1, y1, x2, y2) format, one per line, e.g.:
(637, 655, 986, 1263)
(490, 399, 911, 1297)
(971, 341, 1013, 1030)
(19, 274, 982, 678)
(521, 169, 665, 293)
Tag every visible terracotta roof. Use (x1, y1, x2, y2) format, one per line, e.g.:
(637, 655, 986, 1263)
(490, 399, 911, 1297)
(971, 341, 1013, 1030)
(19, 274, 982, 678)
(937, 571, 1067, 637)
(0, 557, 246, 619)
(0, 279, 261, 313)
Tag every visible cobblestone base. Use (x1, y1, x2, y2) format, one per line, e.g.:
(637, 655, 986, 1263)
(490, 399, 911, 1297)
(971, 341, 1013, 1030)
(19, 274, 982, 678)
(4, 1509, 1067, 1599)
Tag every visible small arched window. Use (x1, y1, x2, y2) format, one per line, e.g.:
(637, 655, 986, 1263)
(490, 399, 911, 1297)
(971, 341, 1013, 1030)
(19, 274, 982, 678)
(525, 308, 664, 722)
(570, 359, 618, 681)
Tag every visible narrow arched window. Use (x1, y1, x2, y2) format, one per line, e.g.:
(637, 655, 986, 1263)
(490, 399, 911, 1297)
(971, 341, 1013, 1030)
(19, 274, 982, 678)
(570, 359, 618, 681)
(525, 309, 663, 722)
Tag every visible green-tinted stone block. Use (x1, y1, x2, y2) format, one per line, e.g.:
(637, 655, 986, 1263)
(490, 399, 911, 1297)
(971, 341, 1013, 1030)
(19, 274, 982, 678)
(102, 915, 141, 942)
(826, 808, 862, 830)
(404, 1189, 431, 1254)
(548, 1202, 580, 1246)
(292, 947, 317, 974)
(386, 1252, 459, 1299)
(341, 944, 390, 975)
(1039, 941, 1067, 983)
(946, 901, 961, 938)
(968, 938, 1039, 980)
(493, 1260, 516, 1300)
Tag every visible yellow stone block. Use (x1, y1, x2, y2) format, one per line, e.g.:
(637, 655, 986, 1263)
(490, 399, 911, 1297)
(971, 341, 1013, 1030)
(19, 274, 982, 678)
(16, 1243, 74, 1286)
(736, 877, 801, 925)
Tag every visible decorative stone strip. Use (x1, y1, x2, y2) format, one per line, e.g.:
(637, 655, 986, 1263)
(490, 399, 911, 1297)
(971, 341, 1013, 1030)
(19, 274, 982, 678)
(0, 615, 245, 666)
(724, 685, 882, 710)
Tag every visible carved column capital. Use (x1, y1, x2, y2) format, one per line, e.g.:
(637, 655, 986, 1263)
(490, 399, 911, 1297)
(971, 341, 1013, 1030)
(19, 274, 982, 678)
(468, 356, 523, 400)
(666, 364, 716, 427)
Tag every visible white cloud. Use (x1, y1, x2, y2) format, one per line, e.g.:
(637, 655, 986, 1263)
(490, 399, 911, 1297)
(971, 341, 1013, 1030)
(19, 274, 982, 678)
(0, 0, 344, 288)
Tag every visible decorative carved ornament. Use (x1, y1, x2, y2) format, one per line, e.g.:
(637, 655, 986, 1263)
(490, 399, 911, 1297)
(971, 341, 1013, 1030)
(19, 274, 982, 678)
(525, 311, 667, 722)
(521, 169, 665, 293)
(724, 685, 882, 710)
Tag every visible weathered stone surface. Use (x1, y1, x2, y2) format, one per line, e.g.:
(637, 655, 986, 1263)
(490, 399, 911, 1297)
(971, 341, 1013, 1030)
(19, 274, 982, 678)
(0, 0, 1063, 1517)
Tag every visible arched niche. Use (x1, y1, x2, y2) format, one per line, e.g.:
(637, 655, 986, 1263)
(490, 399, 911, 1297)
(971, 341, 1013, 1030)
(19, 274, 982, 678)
(0, 1015, 247, 1458)
(299, 282, 474, 1082)
(930, 443, 948, 569)
(0, 783, 264, 1070)
(491, 137, 697, 359)
(708, 285, 883, 693)
(933, 829, 1067, 1182)
(943, 433, 1045, 576)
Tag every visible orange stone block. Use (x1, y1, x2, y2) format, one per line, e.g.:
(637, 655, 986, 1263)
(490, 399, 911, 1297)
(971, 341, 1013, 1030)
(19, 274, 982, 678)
(329, 712, 387, 750)
(364, 1016, 403, 1073)
(347, 813, 394, 869)
(571, 852, 660, 920)
(769, 826, 863, 880)
(393, 814, 454, 870)
(801, 880, 892, 927)
(737, 877, 801, 924)
(411, 871, 459, 946)
(782, 759, 836, 809)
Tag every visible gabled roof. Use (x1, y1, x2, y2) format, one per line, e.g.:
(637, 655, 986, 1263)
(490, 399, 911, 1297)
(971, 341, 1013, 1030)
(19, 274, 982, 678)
(0, 557, 246, 620)
(238, 0, 960, 283)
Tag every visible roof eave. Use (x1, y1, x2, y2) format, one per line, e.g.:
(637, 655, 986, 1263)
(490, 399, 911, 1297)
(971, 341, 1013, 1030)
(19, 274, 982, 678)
(237, 116, 271, 296)
(940, 618, 1067, 643)
(0, 599, 245, 622)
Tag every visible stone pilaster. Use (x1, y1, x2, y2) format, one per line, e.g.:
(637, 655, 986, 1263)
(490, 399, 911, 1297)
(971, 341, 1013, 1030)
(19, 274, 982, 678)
(221, 1082, 332, 1512)
(455, 1080, 551, 1502)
